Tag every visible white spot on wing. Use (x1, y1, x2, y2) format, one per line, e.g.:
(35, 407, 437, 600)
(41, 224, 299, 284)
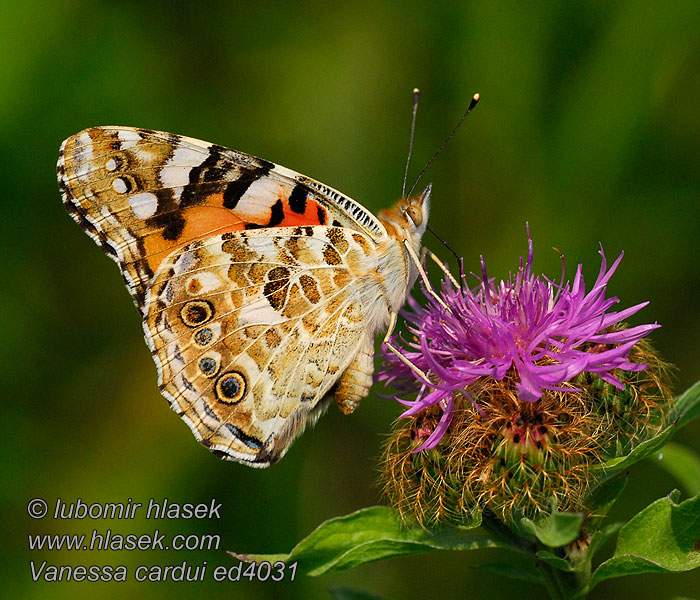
(76, 131, 93, 153)
(207, 322, 222, 343)
(236, 178, 286, 220)
(160, 147, 205, 196)
(117, 129, 141, 149)
(105, 158, 117, 171)
(237, 297, 285, 325)
(117, 130, 141, 141)
(173, 250, 197, 275)
(273, 164, 298, 179)
(128, 192, 159, 219)
(112, 178, 128, 193)
(75, 163, 90, 180)
(169, 341, 185, 366)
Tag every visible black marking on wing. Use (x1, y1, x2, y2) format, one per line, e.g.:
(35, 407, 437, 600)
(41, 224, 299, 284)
(71, 201, 119, 258)
(58, 167, 120, 259)
(225, 424, 263, 450)
(145, 188, 183, 240)
(268, 199, 284, 226)
(120, 178, 133, 193)
(137, 128, 156, 139)
(203, 402, 220, 422)
(180, 374, 195, 392)
(222, 161, 274, 210)
(292, 225, 315, 237)
(180, 143, 231, 207)
(288, 183, 308, 214)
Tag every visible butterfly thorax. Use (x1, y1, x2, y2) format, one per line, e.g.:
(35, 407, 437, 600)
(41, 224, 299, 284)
(374, 191, 430, 314)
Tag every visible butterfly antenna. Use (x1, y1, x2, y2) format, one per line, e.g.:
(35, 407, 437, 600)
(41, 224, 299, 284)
(402, 88, 421, 198)
(426, 224, 462, 267)
(407, 93, 480, 198)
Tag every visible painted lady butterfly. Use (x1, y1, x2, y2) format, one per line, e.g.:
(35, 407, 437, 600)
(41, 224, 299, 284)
(57, 126, 430, 467)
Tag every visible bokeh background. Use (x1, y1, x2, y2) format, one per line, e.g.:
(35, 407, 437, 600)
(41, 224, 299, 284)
(2, 1, 699, 598)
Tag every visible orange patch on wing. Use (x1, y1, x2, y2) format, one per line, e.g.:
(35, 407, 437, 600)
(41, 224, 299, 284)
(144, 205, 246, 273)
(278, 197, 328, 227)
(140, 192, 331, 274)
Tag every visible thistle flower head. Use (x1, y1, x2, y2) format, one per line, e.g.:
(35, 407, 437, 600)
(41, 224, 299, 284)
(380, 233, 660, 451)
(379, 233, 672, 528)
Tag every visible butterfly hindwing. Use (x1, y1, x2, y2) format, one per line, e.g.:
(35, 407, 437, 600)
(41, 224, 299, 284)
(144, 226, 381, 465)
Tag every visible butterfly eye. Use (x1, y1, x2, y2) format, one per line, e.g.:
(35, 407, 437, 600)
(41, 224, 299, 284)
(406, 205, 423, 227)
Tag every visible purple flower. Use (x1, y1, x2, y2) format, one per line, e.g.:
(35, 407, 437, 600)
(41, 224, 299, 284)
(380, 232, 659, 452)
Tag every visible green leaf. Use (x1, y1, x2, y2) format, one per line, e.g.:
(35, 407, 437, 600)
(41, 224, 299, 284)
(653, 442, 700, 496)
(590, 490, 700, 589)
(329, 587, 391, 600)
(579, 473, 629, 574)
(668, 380, 700, 430)
(231, 506, 505, 576)
(474, 560, 543, 584)
(597, 380, 700, 473)
(597, 426, 676, 472)
(536, 550, 574, 572)
(521, 502, 584, 548)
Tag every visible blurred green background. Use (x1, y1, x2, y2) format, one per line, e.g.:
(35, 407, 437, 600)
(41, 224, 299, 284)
(2, 1, 699, 598)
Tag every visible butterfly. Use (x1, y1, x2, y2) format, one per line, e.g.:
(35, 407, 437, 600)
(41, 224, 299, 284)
(57, 126, 430, 467)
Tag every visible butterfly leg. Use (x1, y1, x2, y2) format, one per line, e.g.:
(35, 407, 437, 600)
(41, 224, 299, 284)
(381, 243, 459, 388)
(402, 241, 450, 311)
(425, 248, 460, 288)
(381, 311, 434, 388)
(334, 335, 374, 414)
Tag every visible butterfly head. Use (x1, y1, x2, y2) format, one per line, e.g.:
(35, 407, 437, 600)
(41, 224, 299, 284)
(378, 184, 431, 251)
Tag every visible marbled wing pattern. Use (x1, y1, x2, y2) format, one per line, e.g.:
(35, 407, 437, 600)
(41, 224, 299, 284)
(145, 225, 384, 466)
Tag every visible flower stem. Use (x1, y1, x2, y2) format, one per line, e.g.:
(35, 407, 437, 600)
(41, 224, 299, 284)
(478, 513, 585, 599)
(538, 561, 581, 600)
(479, 513, 536, 556)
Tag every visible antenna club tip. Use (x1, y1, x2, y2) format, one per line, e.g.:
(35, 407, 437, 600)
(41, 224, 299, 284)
(466, 93, 480, 112)
(413, 87, 421, 94)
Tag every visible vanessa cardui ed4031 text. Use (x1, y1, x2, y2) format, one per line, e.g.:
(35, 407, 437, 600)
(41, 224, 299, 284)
(57, 126, 430, 467)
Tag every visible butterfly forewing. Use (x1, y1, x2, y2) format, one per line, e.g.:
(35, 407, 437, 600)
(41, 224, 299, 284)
(57, 126, 386, 310)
